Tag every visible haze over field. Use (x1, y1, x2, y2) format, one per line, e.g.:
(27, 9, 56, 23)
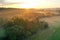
(0, 8, 60, 40)
(0, 0, 60, 40)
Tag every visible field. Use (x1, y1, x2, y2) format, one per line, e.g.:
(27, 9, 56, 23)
(27, 16, 60, 40)
(0, 8, 60, 40)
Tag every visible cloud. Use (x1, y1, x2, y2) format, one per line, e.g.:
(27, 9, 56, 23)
(0, 0, 5, 3)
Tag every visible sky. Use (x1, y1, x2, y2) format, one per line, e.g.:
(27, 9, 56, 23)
(0, 0, 60, 8)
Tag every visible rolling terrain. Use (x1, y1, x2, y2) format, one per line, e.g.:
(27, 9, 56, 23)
(0, 8, 60, 40)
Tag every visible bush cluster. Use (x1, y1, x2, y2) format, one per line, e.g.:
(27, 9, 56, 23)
(2, 17, 48, 40)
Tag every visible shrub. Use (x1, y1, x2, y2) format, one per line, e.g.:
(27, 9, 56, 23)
(3, 17, 49, 40)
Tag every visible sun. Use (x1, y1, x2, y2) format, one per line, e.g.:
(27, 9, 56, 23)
(5, 0, 37, 8)
(17, 3, 37, 8)
(16, 0, 38, 8)
(4, 0, 49, 8)
(14, 0, 48, 9)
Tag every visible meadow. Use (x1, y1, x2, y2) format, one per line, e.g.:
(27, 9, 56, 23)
(0, 8, 49, 40)
(0, 8, 60, 40)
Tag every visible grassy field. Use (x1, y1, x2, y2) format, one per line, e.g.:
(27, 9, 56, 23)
(26, 16, 60, 40)
(48, 26, 60, 40)
(0, 16, 60, 40)
(0, 8, 60, 40)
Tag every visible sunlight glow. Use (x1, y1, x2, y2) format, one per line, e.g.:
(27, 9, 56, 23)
(4, 0, 49, 8)
(3, 0, 60, 8)
(16, 0, 48, 8)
